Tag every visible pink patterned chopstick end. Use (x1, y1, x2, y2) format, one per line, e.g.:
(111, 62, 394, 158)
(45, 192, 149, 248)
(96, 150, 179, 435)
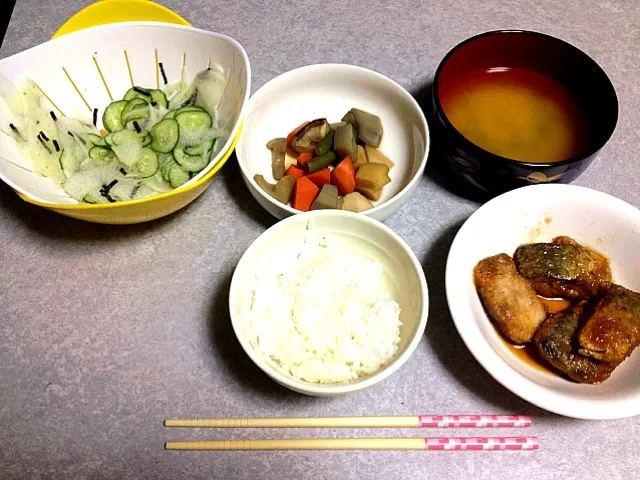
(424, 437, 539, 451)
(418, 415, 532, 428)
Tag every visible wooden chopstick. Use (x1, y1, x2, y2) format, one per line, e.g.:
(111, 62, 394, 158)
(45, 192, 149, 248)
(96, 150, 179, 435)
(165, 436, 540, 451)
(164, 414, 532, 429)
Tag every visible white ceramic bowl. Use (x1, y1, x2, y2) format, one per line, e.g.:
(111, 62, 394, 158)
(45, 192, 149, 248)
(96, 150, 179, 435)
(446, 184, 640, 419)
(235, 64, 429, 222)
(229, 210, 429, 396)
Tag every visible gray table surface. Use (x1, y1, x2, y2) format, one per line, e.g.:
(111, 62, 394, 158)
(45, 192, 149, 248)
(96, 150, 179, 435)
(1, 1, 639, 479)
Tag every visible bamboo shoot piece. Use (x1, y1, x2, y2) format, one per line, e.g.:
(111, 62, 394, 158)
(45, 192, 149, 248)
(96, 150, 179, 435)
(355, 185, 382, 201)
(284, 149, 298, 170)
(355, 162, 391, 190)
(342, 192, 373, 212)
(365, 145, 394, 169)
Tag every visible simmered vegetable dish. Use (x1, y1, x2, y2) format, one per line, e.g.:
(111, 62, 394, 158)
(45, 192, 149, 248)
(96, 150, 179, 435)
(254, 108, 394, 212)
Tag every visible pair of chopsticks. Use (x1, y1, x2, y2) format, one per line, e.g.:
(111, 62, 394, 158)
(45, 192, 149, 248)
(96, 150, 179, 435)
(164, 415, 539, 451)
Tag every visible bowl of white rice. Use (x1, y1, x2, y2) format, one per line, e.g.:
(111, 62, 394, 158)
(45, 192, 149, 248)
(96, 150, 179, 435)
(229, 210, 429, 396)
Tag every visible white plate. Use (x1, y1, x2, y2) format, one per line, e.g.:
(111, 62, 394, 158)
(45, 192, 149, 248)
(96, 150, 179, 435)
(446, 184, 640, 419)
(235, 64, 429, 221)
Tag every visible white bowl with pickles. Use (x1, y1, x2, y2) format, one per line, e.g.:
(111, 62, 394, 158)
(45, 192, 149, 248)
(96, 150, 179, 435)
(235, 64, 430, 221)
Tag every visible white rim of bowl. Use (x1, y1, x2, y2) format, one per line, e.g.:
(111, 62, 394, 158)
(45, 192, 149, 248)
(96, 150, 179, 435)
(229, 210, 429, 395)
(236, 63, 430, 217)
(445, 183, 640, 419)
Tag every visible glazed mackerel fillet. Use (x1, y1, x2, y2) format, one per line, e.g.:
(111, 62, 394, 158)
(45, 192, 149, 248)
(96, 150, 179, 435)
(474, 236, 640, 384)
(514, 236, 612, 299)
(473, 253, 547, 344)
(577, 284, 640, 363)
(533, 303, 617, 384)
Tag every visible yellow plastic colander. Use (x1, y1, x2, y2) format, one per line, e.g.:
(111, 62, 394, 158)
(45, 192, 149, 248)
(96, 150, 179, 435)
(53, 0, 191, 38)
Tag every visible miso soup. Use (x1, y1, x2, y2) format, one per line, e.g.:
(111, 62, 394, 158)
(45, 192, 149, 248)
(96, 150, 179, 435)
(439, 68, 591, 163)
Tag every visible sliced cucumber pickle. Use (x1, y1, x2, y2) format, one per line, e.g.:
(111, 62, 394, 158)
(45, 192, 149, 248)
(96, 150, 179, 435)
(129, 147, 159, 178)
(168, 165, 190, 188)
(175, 109, 213, 147)
(55, 75, 222, 203)
(110, 129, 148, 145)
(173, 145, 210, 172)
(158, 153, 176, 181)
(102, 100, 128, 132)
(175, 105, 205, 115)
(120, 98, 149, 124)
(149, 89, 168, 108)
(89, 145, 115, 161)
(59, 150, 79, 177)
(150, 118, 179, 153)
(87, 133, 107, 147)
(185, 139, 214, 156)
(123, 87, 152, 102)
(82, 194, 100, 204)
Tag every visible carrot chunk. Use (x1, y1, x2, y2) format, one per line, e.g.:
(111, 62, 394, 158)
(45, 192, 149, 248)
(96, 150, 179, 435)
(305, 167, 331, 188)
(292, 176, 319, 212)
(330, 156, 356, 195)
(285, 165, 305, 180)
(296, 152, 313, 167)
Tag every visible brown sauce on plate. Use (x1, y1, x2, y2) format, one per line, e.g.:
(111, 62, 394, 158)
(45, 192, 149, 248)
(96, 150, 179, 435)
(538, 296, 572, 314)
(501, 296, 573, 374)
(504, 342, 553, 374)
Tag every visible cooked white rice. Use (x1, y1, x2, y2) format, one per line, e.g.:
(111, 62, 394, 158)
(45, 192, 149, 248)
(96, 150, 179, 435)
(240, 232, 401, 384)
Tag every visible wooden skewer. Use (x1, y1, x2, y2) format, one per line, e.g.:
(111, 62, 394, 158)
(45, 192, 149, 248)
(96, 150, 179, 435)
(164, 415, 532, 429)
(165, 436, 540, 451)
